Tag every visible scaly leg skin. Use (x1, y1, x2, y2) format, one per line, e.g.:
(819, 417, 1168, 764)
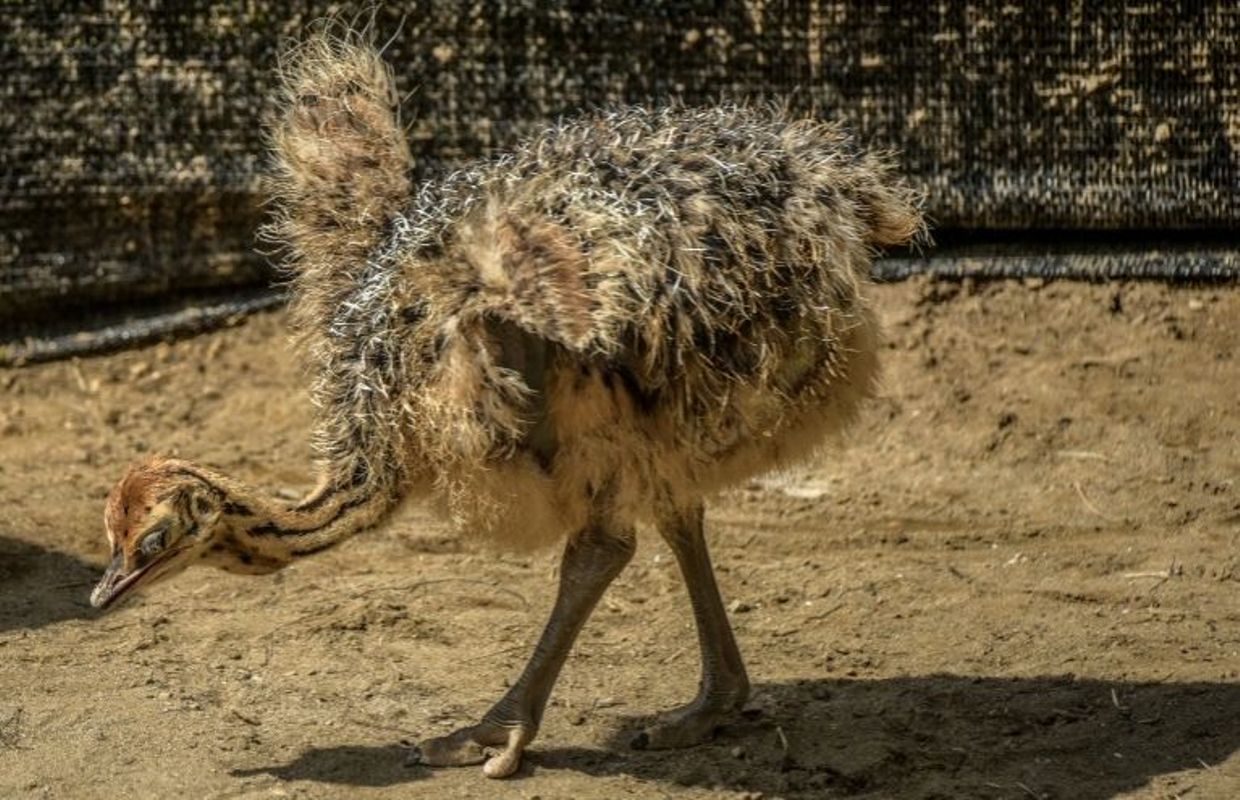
(411, 522, 635, 778)
(632, 502, 750, 750)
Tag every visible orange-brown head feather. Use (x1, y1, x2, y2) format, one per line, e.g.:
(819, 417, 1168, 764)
(92, 457, 224, 610)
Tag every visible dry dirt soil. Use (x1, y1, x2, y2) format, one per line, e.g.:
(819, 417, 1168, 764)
(1, 279, 1237, 800)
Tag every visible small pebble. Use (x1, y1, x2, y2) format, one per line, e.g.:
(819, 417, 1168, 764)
(729, 600, 752, 614)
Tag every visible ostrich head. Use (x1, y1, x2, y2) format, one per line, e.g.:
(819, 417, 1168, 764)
(90, 457, 224, 610)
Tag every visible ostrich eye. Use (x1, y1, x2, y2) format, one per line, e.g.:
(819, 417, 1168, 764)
(140, 528, 166, 556)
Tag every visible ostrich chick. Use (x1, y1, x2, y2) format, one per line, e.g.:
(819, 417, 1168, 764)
(91, 29, 922, 778)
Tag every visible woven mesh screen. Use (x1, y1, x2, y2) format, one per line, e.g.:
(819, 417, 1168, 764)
(3, 2, 1238, 322)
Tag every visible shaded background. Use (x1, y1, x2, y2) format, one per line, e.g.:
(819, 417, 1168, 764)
(3, 1, 1239, 336)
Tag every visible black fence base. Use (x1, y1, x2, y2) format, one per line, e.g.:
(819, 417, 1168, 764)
(2, 247, 1236, 367)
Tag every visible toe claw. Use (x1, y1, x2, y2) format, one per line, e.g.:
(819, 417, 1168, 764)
(482, 747, 522, 778)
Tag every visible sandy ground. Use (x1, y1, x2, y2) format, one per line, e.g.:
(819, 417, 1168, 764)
(0, 279, 1237, 800)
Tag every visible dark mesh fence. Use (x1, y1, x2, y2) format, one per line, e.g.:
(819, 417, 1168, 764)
(3, 2, 1238, 330)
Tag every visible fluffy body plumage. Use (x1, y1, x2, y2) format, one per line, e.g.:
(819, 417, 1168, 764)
(268, 37, 921, 548)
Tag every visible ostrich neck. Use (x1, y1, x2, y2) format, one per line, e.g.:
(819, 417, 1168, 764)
(185, 464, 399, 569)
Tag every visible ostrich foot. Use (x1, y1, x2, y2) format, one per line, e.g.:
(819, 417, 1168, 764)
(409, 719, 535, 778)
(630, 692, 746, 750)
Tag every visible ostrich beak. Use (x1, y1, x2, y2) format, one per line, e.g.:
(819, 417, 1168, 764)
(91, 553, 145, 610)
(90, 549, 180, 611)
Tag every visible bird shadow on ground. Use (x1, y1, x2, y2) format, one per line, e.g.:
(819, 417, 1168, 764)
(0, 534, 98, 633)
(233, 744, 431, 786)
(237, 675, 1240, 799)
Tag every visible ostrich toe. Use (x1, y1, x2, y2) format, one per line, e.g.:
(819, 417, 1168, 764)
(631, 689, 748, 750)
(410, 720, 535, 778)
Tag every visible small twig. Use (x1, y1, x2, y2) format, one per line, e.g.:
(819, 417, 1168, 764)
(1077, 352, 1142, 370)
(1055, 450, 1112, 462)
(803, 603, 846, 623)
(230, 709, 261, 726)
(1074, 481, 1121, 523)
(775, 724, 790, 754)
(1015, 781, 1039, 799)
(70, 360, 94, 394)
(659, 646, 686, 665)
(1110, 688, 1130, 712)
(1123, 559, 1178, 594)
(948, 565, 974, 582)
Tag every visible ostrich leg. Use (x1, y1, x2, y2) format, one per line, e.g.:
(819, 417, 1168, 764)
(413, 522, 635, 777)
(632, 502, 749, 749)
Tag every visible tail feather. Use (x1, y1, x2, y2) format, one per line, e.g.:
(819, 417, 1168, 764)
(265, 24, 413, 279)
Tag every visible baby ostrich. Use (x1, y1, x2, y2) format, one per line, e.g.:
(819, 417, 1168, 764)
(91, 29, 921, 778)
